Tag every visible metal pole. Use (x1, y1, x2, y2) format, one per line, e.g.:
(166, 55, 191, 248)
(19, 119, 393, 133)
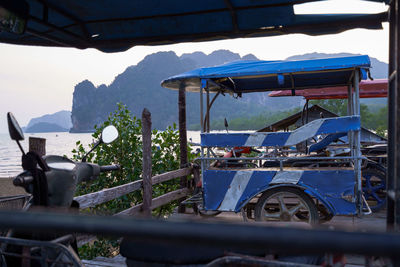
(0, 211, 400, 258)
(200, 83, 204, 133)
(395, 0, 400, 231)
(348, 84, 354, 159)
(354, 70, 362, 215)
(387, 0, 397, 230)
(200, 80, 205, 175)
(206, 89, 210, 132)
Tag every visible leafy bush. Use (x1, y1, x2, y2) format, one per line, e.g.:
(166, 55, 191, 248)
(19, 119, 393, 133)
(72, 103, 193, 258)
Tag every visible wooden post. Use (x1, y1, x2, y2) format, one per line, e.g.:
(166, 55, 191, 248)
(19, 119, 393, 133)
(178, 82, 188, 184)
(29, 137, 46, 157)
(178, 82, 188, 213)
(193, 164, 200, 188)
(141, 108, 152, 217)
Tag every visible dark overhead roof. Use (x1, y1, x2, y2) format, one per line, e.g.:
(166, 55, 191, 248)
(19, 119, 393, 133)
(0, 0, 388, 53)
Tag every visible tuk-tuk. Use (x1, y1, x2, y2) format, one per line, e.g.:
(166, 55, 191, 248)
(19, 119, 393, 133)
(162, 55, 371, 224)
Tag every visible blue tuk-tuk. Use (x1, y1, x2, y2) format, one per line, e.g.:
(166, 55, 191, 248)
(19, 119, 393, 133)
(162, 55, 371, 224)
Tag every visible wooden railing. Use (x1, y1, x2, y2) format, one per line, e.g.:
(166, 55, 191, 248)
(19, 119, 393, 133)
(73, 166, 194, 215)
(73, 108, 198, 218)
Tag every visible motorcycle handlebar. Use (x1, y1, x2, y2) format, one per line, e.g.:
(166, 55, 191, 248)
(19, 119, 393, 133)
(13, 175, 34, 187)
(100, 164, 121, 172)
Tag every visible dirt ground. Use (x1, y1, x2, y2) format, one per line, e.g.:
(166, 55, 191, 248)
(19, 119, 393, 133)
(0, 177, 26, 197)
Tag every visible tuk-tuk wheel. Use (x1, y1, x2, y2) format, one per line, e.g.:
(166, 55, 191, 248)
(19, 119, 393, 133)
(254, 187, 319, 225)
(362, 168, 386, 212)
(197, 203, 221, 217)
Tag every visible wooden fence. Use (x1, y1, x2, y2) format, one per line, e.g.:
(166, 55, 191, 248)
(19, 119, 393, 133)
(72, 108, 198, 219)
(73, 166, 195, 216)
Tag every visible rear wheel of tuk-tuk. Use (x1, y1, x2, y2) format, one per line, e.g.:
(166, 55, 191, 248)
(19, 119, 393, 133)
(254, 187, 319, 225)
(362, 167, 386, 212)
(196, 203, 222, 217)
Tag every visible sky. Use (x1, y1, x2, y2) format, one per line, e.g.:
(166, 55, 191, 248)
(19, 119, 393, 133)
(0, 0, 389, 133)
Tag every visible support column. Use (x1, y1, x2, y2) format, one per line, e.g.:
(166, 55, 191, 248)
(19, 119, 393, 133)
(387, 0, 397, 229)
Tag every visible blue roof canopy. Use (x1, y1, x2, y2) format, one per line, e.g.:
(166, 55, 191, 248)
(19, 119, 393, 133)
(161, 55, 371, 93)
(0, 1, 388, 53)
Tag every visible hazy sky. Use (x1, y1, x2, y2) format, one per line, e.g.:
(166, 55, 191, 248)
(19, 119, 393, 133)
(0, 0, 389, 132)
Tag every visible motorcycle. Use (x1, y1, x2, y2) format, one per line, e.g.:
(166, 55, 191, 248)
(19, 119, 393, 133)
(1, 112, 121, 267)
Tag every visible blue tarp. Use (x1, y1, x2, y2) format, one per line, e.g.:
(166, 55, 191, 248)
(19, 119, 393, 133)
(161, 55, 371, 93)
(0, 1, 388, 52)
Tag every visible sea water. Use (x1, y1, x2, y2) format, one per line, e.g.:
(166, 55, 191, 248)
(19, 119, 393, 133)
(0, 131, 203, 177)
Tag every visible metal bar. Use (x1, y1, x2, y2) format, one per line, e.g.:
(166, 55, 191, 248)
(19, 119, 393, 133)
(395, 0, 400, 231)
(200, 81, 205, 176)
(390, 70, 397, 81)
(206, 89, 210, 132)
(347, 83, 354, 160)
(200, 85, 204, 133)
(197, 156, 366, 161)
(34, 0, 91, 39)
(354, 70, 362, 214)
(387, 0, 396, 229)
(224, 0, 239, 32)
(26, 28, 74, 47)
(206, 89, 210, 167)
(29, 15, 88, 43)
(203, 91, 221, 132)
(0, 235, 81, 266)
(206, 256, 315, 267)
(62, 2, 309, 25)
(0, 211, 400, 258)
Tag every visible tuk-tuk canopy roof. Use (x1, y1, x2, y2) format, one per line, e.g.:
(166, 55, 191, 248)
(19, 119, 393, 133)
(161, 55, 371, 93)
(268, 79, 387, 99)
(0, 1, 388, 53)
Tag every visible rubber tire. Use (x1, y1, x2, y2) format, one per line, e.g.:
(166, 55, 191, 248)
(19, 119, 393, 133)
(362, 167, 386, 212)
(197, 203, 222, 217)
(255, 187, 319, 225)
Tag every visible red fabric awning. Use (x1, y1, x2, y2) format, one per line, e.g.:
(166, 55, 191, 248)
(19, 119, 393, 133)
(268, 79, 387, 99)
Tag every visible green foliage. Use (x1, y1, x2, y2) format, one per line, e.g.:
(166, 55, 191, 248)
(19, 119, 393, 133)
(190, 108, 301, 131)
(310, 99, 388, 137)
(72, 103, 193, 258)
(79, 238, 119, 260)
(311, 99, 348, 116)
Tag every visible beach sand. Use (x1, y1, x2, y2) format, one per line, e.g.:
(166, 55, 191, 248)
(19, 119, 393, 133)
(0, 177, 26, 197)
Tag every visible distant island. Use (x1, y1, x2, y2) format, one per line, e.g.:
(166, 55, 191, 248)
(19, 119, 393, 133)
(25, 122, 68, 133)
(24, 110, 72, 133)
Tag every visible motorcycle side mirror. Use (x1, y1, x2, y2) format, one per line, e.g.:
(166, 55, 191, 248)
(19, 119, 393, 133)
(82, 125, 118, 162)
(7, 112, 26, 155)
(7, 112, 24, 141)
(101, 125, 118, 144)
